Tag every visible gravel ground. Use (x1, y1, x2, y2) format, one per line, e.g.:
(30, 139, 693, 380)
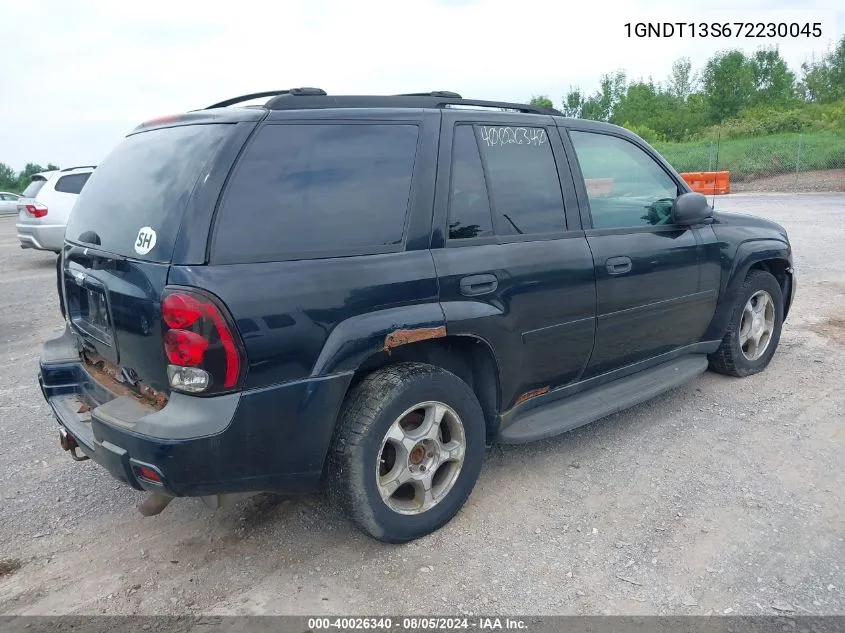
(0, 194, 843, 617)
(732, 169, 845, 193)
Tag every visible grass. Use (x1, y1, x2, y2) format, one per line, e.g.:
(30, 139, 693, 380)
(653, 129, 845, 182)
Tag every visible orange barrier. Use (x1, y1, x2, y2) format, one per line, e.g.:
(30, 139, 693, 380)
(585, 177, 614, 197)
(680, 171, 731, 195)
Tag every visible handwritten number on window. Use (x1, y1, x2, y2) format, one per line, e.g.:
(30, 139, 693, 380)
(479, 126, 547, 148)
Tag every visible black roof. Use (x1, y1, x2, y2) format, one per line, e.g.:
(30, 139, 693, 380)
(204, 89, 562, 116)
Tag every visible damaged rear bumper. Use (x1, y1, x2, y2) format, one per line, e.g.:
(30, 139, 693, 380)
(38, 325, 352, 498)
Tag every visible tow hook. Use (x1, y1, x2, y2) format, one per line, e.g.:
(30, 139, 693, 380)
(59, 428, 89, 461)
(138, 492, 174, 517)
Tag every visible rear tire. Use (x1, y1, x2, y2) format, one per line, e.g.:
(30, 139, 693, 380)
(709, 269, 783, 377)
(327, 362, 485, 543)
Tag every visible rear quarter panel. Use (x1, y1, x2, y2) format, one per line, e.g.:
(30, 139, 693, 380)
(168, 252, 443, 388)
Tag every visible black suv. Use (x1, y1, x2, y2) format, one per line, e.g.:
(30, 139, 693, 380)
(39, 89, 796, 543)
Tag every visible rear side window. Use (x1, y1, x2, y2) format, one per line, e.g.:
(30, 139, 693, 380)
(476, 125, 566, 236)
(54, 173, 91, 194)
(213, 123, 419, 263)
(65, 124, 232, 262)
(448, 125, 493, 240)
(21, 178, 47, 198)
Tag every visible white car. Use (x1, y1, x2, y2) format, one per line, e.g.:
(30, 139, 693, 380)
(0, 191, 21, 215)
(16, 166, 95, 252)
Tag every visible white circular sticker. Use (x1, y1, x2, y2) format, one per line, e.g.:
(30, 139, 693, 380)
(134, 226, 157, 255)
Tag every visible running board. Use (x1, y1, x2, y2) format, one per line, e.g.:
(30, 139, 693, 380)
(498, 355, 709, 444)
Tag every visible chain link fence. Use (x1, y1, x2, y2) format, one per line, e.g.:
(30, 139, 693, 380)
(655, 131, 845, 193)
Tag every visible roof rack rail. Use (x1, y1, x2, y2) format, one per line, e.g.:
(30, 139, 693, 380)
(263, 92, 562, 115)
(289, 87, 328, 96)
(439, 98, 558, 115)
(60, 165, 96, 172)
(205, 87, 328, 109)
(395, 91, 463, 98)
(203, 87, 561, 115)
(206, 90, 290, 109)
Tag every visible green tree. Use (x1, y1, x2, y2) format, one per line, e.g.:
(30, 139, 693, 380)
(535, 37, 843, 140)
(16, 163, 47, 192)
(0, 163, 16, 191)
(581, 71, 626, 121)
(801, 35, 845, 103)
(14, 163, 60, 192)
(750, 48, 796, 106)
(666, 57, 694, 101)
(611, 79, 660, 128)
(678, 93, 711, 138)
(827, 36, 845, 97)
(529, 95, 554, 109)
(561, 87, 584, 118)
(702, 50, 756, 122)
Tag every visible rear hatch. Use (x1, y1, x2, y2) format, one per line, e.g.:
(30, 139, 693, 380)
(16, 173, 54, 221)
(61, 122, 238, 406)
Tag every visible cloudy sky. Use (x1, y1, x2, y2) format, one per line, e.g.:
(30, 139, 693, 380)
(1, 0, 842, 171)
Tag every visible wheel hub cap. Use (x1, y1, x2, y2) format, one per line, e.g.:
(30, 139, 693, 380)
(739, 290, 775, 361)
(376, 401, 467, 515)
(409, 444, 426, 465)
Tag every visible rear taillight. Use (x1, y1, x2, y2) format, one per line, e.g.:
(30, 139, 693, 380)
(161, 288, 244, 394)
(23, 203, 48, 218)
(164, 329, 208, 366)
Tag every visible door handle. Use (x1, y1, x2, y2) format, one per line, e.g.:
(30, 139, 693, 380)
(606, 256, 632, 275)
(459, 274, 498, 297)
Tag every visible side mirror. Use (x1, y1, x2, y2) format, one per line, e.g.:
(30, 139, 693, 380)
(672, 192, 713, 225)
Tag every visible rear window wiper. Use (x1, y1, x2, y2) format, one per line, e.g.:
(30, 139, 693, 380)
(65, 240, 128, 268)
(502, 213, 524, 235)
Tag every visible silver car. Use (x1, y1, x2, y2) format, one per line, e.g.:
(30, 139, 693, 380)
(0, 191, 21, 215)
(16, 166, 95, 252)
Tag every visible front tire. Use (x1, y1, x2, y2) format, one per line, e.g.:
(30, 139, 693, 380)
(709, 269, 784, 377)
(327, 362, 486, 543)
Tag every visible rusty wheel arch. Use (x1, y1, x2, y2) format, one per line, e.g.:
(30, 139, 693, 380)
(352, 333, 501, 442)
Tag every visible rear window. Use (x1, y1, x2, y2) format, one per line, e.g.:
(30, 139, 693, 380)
(21, 178, 48, 198)
(65, 124, 232, 262)
(212, 123, 419, 263)
(54, 173, 91, 194)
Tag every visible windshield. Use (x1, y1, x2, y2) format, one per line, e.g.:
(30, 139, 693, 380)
(65, 123, 233, 262)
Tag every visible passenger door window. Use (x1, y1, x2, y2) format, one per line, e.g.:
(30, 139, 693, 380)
(476, 125, 566, 236)
(448, 125, 493, 240)
(569, 131, 679, 230)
